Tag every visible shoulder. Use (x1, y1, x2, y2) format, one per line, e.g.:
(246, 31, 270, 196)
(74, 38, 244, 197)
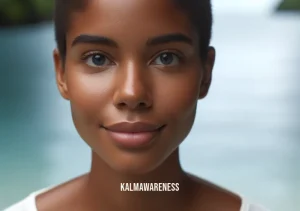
(4, 174, 88, 211)
(3, 186, 53, 211)
(241, 200, 270, 211)
(186, 173, 270, 211)
(186, 173, 242, 210)
(3, 193, 37, 211)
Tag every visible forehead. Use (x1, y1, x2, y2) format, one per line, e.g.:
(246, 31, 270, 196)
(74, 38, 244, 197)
(67, 0, 197, 46)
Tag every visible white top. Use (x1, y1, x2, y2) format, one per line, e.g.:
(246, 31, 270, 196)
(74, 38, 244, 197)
(3, 188, 269, 211)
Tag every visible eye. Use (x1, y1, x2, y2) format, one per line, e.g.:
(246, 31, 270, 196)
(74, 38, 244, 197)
(82, 52, 113, 67)
(152, 52, 180, 66)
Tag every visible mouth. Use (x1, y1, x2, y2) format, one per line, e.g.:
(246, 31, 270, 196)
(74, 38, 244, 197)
(101, 122, 165, 149)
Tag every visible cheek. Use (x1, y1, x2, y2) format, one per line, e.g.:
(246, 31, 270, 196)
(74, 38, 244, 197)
(155, 71, 201, 122)
(65, 67, 114, 125)
(153, 71, 201, 152)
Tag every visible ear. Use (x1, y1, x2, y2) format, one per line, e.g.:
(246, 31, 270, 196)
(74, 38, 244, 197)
(53, 49, 70, 100)
(198, 47, 216, 100)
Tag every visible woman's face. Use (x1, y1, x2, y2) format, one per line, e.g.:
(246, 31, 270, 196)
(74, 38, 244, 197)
(54, 0, 215, 174)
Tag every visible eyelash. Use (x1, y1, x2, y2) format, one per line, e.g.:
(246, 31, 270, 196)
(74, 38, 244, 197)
(81, 51, 113, 62)
(150, 50, 184, 64)
(80, 50, 185, 65)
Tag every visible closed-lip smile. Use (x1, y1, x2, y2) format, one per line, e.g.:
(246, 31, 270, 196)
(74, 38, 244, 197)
(103, 122, 164, 133)
(102, 122, 165, 149)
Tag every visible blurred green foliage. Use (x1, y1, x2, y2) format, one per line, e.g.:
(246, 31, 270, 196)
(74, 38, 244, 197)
(278, 0, 300, 11)
(0, 0, 54, 26)
(0, 0, 299, 27)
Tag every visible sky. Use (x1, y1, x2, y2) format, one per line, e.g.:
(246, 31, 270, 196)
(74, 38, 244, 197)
(212, 0, 281, 14)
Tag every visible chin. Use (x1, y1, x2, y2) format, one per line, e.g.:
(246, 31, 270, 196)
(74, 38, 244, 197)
(106, 151, 168, 176)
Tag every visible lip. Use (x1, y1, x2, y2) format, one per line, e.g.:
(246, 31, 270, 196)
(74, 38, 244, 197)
(103, 122, 163, 133)
(102, 122, 165, 149)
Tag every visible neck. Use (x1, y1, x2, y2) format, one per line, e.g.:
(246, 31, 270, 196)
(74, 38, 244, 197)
(85, 149, 194, 211)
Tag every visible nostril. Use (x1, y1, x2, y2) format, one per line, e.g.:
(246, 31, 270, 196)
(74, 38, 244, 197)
(139, 102, 147, 107)
(116, 101, 150, 110)
(118, 102, 127, 108)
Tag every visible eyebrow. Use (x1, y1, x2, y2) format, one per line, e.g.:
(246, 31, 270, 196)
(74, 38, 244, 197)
(146, 33, 193, 46)
(72, 34, 118, 48)
(71, 33, 193, 48)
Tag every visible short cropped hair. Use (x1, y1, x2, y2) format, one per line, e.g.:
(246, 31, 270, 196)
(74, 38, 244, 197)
(54, 0, 212, 62)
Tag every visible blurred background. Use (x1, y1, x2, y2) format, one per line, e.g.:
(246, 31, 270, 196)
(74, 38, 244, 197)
(0, 0, 299, 210)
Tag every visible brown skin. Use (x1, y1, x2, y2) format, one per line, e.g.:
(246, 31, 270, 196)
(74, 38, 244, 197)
(36, 0, 241, 210)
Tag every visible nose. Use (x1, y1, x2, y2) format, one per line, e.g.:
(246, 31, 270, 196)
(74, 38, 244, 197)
(113, 63, 152, 111)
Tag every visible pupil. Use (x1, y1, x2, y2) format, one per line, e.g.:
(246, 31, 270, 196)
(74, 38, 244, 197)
(92, 54, 105, 65)
(160, 53, 173, 64)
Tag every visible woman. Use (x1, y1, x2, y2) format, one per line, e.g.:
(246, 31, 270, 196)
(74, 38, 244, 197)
(5, 0, 269, 210)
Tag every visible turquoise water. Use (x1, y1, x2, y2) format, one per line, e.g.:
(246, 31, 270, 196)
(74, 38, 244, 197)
(0, 13, 299, 210)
